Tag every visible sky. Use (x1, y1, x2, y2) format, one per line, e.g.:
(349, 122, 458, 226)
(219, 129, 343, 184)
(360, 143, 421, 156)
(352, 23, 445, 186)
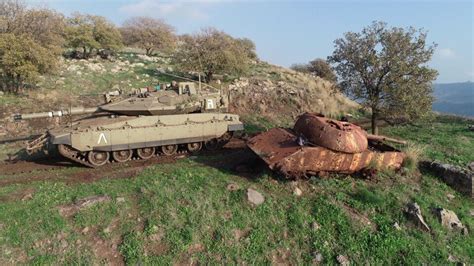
(26, 0, 474, 83)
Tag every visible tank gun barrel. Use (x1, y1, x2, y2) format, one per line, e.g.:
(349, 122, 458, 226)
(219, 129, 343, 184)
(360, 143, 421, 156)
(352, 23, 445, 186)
(366, 134, 407, 145)
(13, 107, 101, 121)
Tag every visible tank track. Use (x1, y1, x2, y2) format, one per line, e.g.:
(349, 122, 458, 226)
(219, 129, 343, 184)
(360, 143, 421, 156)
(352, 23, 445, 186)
(56, 133, 233, 168)
(58, 144, 96, 168)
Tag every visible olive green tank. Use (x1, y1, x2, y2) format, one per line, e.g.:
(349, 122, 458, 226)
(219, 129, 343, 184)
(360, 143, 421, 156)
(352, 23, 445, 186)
(14, 82, 243, 167)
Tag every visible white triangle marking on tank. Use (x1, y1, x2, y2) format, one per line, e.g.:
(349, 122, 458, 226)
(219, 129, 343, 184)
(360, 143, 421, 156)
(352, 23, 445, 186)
(98, 133, 108, 144)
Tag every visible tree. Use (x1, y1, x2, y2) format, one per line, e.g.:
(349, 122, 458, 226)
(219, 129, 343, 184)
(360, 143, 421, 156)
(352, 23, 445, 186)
(328, 21, 438, 134)
(176, 28, 254, 82)
(291, 58, 337, 82)
(65, 13, 122, 58)
(121, 17, 176, 56)
(0, 0, 64, 92)
(0, 33, 56, 93)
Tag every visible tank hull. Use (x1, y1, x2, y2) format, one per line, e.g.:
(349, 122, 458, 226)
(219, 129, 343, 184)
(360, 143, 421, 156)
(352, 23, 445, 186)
(49, 113, 242, 152)
(247, 128, 405, 178)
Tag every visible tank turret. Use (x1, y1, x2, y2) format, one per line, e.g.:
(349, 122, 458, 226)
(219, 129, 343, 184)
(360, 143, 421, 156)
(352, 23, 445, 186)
(13, 82, 229, 121)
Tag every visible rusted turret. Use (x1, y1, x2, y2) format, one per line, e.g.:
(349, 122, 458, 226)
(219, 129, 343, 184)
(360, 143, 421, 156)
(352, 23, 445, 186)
(247, 113, 406, 178)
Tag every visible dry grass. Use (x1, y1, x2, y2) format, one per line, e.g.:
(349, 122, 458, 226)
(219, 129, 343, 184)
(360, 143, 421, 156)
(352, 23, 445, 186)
(402, 142, 426, 172)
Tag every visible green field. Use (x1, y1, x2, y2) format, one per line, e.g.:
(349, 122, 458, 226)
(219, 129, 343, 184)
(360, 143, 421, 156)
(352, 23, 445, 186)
(0, 115, 472, 265)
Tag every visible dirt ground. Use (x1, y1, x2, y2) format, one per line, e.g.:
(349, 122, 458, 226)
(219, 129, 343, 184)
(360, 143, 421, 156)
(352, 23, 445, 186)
(0, 138, 250, 187)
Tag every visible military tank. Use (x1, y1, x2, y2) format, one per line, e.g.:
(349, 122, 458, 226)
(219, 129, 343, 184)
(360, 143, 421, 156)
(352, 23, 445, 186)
(14, 81, 244, 167)
(247, 113, 406, 178)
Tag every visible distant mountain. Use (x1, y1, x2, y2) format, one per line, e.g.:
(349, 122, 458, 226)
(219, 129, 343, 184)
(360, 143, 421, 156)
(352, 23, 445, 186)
(433, 82, 474, 117)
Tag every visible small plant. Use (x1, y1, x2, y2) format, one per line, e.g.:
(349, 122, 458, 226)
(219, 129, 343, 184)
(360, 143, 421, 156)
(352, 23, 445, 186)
(402, 142, 426, 172)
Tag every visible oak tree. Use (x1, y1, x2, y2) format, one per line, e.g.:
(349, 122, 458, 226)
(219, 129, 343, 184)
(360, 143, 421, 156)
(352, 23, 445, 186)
(176, 28, 254, 82)
(121, 17, 176, 56)
(328, 21, 438, 134)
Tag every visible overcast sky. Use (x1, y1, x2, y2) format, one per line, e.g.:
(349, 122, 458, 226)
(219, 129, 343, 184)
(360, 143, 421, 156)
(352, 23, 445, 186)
(26, 0, 474, 83)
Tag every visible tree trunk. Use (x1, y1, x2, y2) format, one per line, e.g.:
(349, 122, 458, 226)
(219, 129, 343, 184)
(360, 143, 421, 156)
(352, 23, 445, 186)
(205, 72, 213, 83)
(371, 111, 379, 135)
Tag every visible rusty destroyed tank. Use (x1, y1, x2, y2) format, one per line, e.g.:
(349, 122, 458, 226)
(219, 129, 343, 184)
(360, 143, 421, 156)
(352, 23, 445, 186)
(247, 113, 406, 178)
(14, 82, 243, 167)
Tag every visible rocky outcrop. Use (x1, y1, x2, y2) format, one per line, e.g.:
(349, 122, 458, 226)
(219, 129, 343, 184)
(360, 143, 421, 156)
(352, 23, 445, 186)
(420, 161, 473, 198)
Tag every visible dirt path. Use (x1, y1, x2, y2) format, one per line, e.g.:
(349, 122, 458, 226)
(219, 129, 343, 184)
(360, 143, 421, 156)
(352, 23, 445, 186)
(0, 138, 249, 186)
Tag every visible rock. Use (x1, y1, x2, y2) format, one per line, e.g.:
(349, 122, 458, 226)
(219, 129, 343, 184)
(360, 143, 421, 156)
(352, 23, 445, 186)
(468, 125, 474, 132)
(55, 79, 65, 85)
(0, 91, 4, 96)
(58, 195, 111, 217)
(433, 208, 467, 234)
(81, 227, 89, 234)
(311, 222, 321, 231)
(393, 222, 401, 231)
(470, 210, 474, 216)
(247, 188, 265, 206)
(21, 193, 33, 201)
(116, 197, 126, 203)
(468, 161, 474, 171)
(312, 252, 323, 263)
(293, 187, 302, 196)
(419, 161, 473, 197)
(404, 202, 430, 232)
(336, 255, 349, 266)
(446, 193, 455, 200)
(227, 183, 240, 191)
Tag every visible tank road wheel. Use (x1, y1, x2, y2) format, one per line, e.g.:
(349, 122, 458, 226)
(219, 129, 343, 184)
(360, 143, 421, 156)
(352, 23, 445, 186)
(204, 138, 219, 151)
(112, 150, 132, 163)
(137, 147, 155, 160)
(87, 151, 110, 167)
(187, 142, 202, 153)
(161, 144, 178, 156)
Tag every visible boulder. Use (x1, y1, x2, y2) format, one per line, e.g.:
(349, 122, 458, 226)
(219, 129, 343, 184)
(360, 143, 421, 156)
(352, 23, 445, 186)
(433, 208, 468, 234)
(404, 202, 430, 232)
(419, 161, 473, 198)
(336, 255, 349, 266)
(247, 188, 265, 206)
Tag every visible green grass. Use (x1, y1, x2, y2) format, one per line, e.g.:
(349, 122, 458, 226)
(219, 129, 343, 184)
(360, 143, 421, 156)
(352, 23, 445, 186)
(0, 147, 472, 264)
(381, 115, 474, 167)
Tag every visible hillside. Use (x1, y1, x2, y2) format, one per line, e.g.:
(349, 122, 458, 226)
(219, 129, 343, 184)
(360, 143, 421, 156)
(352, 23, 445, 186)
(0, 53, 357, 141)
(433, 82, 474, 117)
(0, 54, 473, 265)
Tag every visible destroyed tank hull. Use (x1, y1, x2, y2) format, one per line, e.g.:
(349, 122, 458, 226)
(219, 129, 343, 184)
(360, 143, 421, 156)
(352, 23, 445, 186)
(247, 113, 405, 178)
(31, 113, 243, 167)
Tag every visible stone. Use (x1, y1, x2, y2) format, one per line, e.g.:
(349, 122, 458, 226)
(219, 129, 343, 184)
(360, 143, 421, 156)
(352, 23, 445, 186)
(313, 252, 323, 263)
(293, 187, 302, 196)
(393, 222, 401, 231)
(311, 222, 321, 231)
(468, 161, 474, 171)
(446, 194, 455, 200)
(116, 197, 126, 203)
(0, 91, 4, 96)
(81, 227, 89, 234)
(247, 188, 265, 206)
(433, 208, 467, 234)
(404, 202, 430, 232)
(21, 193, 33, 201)
(419, 161, 473, 197)
(336, 255, 349, 266)
(227, 183, 240, 191)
